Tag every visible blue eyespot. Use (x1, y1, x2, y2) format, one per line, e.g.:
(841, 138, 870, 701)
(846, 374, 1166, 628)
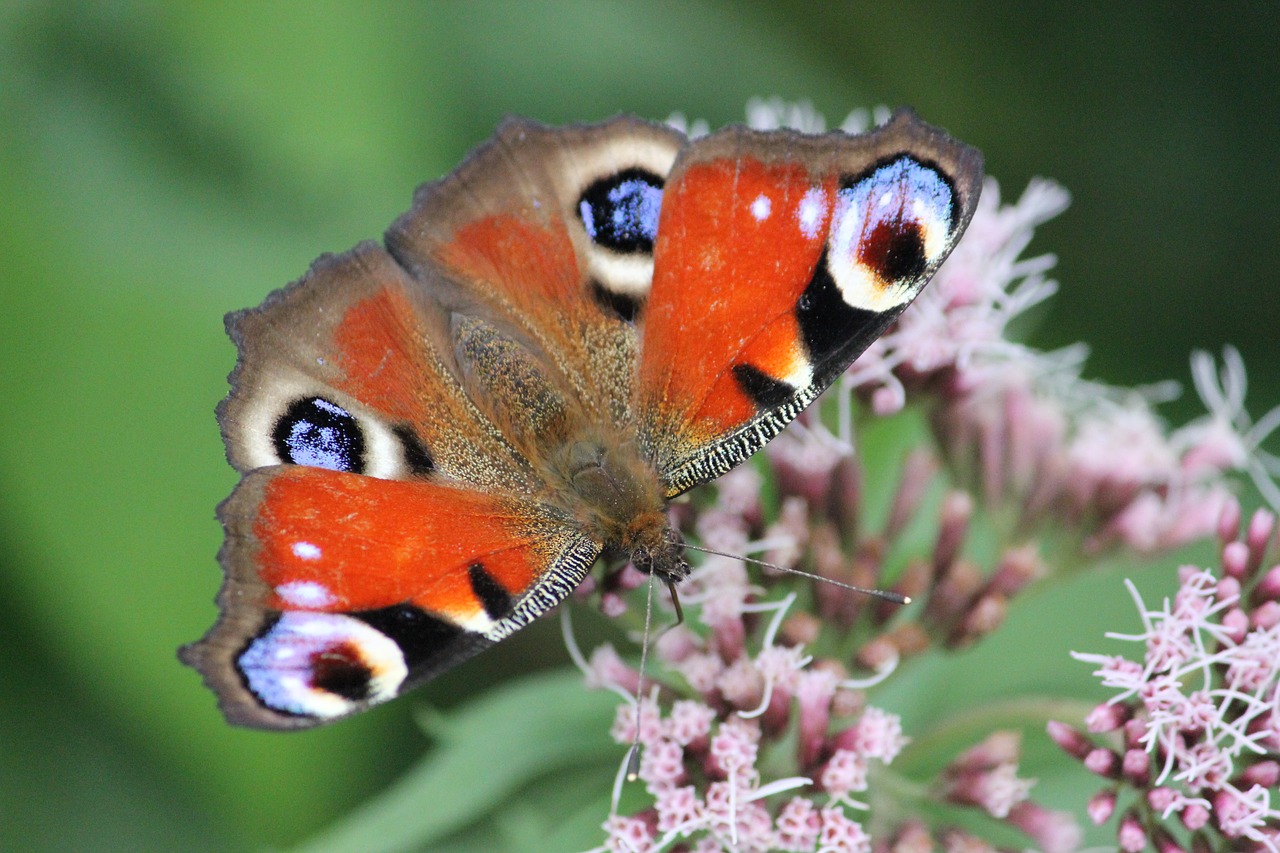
(823, 156, 957, 313)
(238, 612, 407, 717)
(578, 168, 663, 254)
(272, 396, 365, 473)
(834, 156, 955, 283)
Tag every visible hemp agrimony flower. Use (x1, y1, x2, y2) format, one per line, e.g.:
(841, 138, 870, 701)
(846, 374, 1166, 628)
(579, 102, 1278, 853)
(1060, 502, 1280, 851)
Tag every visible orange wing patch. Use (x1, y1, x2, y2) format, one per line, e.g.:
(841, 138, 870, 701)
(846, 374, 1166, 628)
(640, 157, 833, 441)
(440, 214, 583, 309)
(253, 466, 544, 630)
(330, 273, 537, 491)
(333, 285, 432, 424)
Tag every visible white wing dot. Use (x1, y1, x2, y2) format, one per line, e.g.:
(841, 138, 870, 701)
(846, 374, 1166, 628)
(797, 187, 827, 239)
(750, 193, 772, 221)
(276, 580, 338, 608)
(292, 541, 322, 561)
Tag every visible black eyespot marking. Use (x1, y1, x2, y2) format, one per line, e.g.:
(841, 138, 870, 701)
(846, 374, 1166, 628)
(468, 562, 514, 621)
(796, 249, 887, 387)
(578, 168, 663, 254)
(857, 214, 927, 283)
(832, 156, 955, 290)
(732, 363, 796, 409)
(392, 425, 435, 475)
(353, 604, 462, 671)
(590, 279, 642, 322)
(272, 397, 366, 473)
(309, 642, 373, 701)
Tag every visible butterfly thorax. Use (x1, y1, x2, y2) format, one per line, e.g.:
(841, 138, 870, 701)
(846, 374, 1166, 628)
(451, 296, 687, 583)
(552, 437, 689, 586)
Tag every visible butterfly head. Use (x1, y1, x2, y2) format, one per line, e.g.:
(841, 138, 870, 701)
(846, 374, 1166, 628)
(628, 521, 690, 587)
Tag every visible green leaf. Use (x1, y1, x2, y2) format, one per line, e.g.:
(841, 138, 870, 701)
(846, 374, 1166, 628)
(290, 669, 619, 853)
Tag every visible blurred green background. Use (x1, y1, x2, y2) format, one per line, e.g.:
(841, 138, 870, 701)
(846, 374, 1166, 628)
(2, 3, 1277, 851)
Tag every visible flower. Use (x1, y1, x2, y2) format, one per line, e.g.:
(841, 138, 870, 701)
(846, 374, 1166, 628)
(573, 101, 1266, 853)
(1061, 500, 1280, 850)
(1181, 346, 1280, 508)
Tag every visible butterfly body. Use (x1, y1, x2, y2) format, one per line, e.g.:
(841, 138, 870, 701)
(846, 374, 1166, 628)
(182, 111, 982, 729)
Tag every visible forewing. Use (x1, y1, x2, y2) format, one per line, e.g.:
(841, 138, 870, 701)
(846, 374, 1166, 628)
(181, 466, 598, 729)
(636, 110, 984, 494)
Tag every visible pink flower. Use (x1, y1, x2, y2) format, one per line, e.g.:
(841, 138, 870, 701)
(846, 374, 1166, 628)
(1062, 499, 1280, 849)
(819, 749, 869, 802)
(654, 786, 700, 833)
(816, 807, 870, 853)
(774, 797, 821, 851)
(603, 814, 654, 853)
(707, 717, 760, 779)
(666, 700, 716, 748)
(1006, 801, 1084, 853)
(582, 100, 1275, 853)
(848, 705, 908, 763)
(1118, 810, 1148, 851)
(942, 732, 1035, 818)
(1088, 789, 1117, 824)
(639, 737, 687, 792)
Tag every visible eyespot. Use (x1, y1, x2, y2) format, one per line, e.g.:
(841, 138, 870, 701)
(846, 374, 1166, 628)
(577, 168, 664, 310)
(237, 612, 408, 718)
(578, 168, 663, 254)
(260, 394, 431, 479)
(825, 155, 957, 313)
(272, 396, 366, 473)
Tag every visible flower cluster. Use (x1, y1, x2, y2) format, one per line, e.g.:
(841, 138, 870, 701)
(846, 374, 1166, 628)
(1057, 499, 1280, 851)
(597, 667, 898, 852)
(576, 484, 1075, 850)
(578, 102, 1280, 853)
(843, 177, 1254, 556)
(581, 456, 1080, 852)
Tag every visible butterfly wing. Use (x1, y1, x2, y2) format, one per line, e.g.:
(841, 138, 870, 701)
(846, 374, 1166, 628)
(216, 241, 539, 491)
(385, 116, 685, 437)
(635, 110, 984, 494)
(183, 242, 601, 729)
(184, 465, 597, 729)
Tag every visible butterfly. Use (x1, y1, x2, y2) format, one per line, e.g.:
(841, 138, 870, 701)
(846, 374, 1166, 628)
(180, 109, 983, 729)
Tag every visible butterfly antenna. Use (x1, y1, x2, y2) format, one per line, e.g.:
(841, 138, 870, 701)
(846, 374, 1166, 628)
(680, 543, 911, 605)
(627, 569, 659, 783)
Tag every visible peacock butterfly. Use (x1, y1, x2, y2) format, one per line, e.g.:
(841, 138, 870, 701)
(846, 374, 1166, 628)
(180, 110, 983, 729)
